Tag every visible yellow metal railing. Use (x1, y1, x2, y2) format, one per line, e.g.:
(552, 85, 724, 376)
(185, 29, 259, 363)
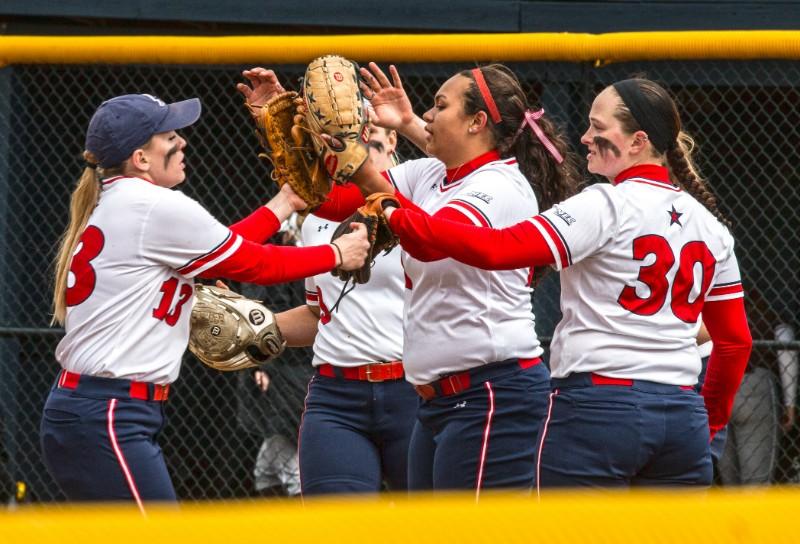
(1, 30, 800, 67)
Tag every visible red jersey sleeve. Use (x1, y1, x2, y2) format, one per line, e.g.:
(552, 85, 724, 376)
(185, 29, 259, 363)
(313, 183, 365, 222)
(198, 239, 336, 285)
(228, 206, 281, 243)
(389, 208, 555, 269)
(700, 297, 753, 437)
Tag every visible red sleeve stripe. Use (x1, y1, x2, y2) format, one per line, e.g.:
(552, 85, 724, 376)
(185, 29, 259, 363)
(530, 215, 571, 269)
(707, 282, 744, 301)
(445, 200, 492, 228)
(177, 232, 242, 277)
(305, 290, 320, 305)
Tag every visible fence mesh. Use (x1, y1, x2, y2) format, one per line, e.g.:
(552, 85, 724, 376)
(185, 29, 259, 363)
(0, 59, 797, 501)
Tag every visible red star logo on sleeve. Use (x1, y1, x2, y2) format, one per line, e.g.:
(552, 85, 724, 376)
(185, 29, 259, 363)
(668, 205, 683, 227)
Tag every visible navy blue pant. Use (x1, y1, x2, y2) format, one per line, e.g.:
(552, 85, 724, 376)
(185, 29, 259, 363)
(536, 373, 712, 489)
(408, 360, 550, 493)
(40, 372, 175, 508)
(299, 373, 418, 495)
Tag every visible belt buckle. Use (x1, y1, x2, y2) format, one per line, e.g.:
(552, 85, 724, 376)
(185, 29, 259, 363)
(364, 364, 383, 383)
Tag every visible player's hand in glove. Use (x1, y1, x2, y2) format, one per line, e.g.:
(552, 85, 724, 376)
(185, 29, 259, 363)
(238, 67, 332, 212)
(330, 192, 400, 284)
(301, 55, 370, 184)
(189, 284, 286, 372)
(247, 91, 332, 210)
(330, 222, 371, 272)
(238, 67, 287, 109)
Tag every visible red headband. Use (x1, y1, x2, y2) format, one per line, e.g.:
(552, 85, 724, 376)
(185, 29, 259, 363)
(471, 68, 502, 124)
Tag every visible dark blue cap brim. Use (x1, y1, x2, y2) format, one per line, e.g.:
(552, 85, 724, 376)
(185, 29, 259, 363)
(155, 98, 202, 133)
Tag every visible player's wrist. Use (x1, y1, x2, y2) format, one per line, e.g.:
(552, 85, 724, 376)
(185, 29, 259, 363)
(329, 242, 344, 267)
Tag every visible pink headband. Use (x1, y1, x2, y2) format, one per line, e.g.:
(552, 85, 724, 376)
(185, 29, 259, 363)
(514, 109, 564, 164)
(471, 68, 502, 124)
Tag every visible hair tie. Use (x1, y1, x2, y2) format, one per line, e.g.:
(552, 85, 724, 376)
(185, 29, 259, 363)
(471, 68, 502, 124)
(85, 161, 98, 170)
(513, 109, 564, 164)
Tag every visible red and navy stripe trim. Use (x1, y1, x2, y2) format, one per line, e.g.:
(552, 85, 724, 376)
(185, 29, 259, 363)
(177, 232, 239, 276)
(446, 199, 492, 228)
(531, 215, 572, 268)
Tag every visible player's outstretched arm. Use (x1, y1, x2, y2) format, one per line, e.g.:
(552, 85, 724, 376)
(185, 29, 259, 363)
(229, 184, 308, 243)
(275, 305, 321, 347)
(199, 223, 369, 285)
(385, 206, 555, 270)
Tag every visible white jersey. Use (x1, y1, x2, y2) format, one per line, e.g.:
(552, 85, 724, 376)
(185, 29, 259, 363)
(532, 166, 743, 385)
(388, 154, 542, 384)
(302, 214, 404, 366)
(56, 176, 240, 384)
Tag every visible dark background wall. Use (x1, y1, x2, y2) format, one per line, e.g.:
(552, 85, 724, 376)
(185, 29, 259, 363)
(1, 0, 799, 35)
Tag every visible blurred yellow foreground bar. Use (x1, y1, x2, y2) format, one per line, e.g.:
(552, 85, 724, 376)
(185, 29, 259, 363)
(0, 488, 796, 544)
(1, 30, 800, 66)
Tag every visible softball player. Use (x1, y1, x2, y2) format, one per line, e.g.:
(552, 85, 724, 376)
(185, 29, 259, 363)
(315, 64, 580, 494)
(287, 213, 415, 495)
(42, 94, 369, 510)
(382, 78, 753, 489)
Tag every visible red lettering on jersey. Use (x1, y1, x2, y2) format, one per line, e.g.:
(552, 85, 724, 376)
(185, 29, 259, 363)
(153, 278, 194, 326)
(66, 226, 105, 307)
(619, 236, 715, 322)
(317, 288, 331, 325)
(671, 241, 716, 323)
(618, 235, 674, 315)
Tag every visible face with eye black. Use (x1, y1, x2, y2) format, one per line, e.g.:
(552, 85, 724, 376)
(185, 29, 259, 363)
(367, 124, 397, 171)
(581, 86, 650, 181)
(128, 130, 187, 188)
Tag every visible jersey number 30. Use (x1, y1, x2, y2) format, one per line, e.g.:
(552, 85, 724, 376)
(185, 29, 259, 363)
(618, 235, 715, 323)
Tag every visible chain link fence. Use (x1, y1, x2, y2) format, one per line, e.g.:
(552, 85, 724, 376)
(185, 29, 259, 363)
(0, 59, 797, 501)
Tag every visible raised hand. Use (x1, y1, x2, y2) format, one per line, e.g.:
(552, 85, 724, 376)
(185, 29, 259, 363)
(360, 63, 416, 131)
(236, 67, 287, 111)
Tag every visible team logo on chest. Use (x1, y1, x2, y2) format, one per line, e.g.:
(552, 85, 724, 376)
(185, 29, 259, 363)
(668, 205, 683, 227)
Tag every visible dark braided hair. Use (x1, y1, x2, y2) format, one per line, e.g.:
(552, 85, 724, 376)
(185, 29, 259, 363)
(459, 64, 581, 211)
(611, 78, 731, 227)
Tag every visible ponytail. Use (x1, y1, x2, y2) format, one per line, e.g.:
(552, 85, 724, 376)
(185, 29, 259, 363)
(666, 131, 731, 228)
(51, 152, 102, 325)
(511, 115, 581, 211)
(461, 64, 581, 212)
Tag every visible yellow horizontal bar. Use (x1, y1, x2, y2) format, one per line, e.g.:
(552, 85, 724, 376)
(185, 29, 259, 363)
(1, 30, 800, 67)
(0, 488, 797, 544)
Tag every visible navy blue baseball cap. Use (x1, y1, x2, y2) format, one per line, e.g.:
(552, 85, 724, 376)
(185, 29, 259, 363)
(85, 94, 201, 168)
